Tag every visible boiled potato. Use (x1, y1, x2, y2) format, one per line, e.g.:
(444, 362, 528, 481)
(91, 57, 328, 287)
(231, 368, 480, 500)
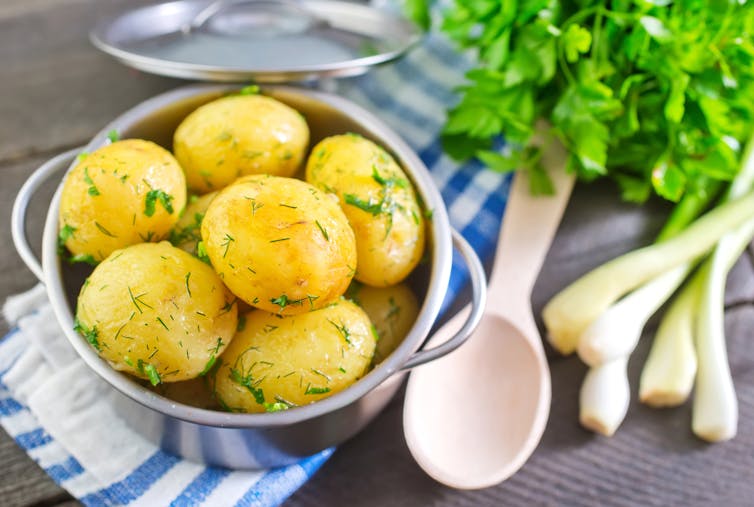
(347, 282, 419, 364)
(213, 299, 376, 413)
(305, 134, 425, 287)
(201, 175, 356, 315)
(169, 192, 217, 256)
(58, 139, 187, 263)
(75, 242, 238, 384)
(174, 93, 309, 194)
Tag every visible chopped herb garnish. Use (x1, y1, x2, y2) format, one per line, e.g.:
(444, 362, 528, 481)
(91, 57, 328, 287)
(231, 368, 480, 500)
(279, 203, 297, 209)
(137, 359, 161, 386)
(94, 221, 116, 238)
(338, 367, 347, 374)
(230, 367, 266, 405)
(304, 385, 331, 395)
(270, 294, 304, 310)
(269, 237, 290, 243)
(107, 130, 120, 143)
(113, 323, 127, 341)
(344, 193, 382, 215)
(219, 299, 236, 316)
(311, 369, 332, 382)
(221, 233, 235, 258)
(74, 318, 100, 351)
(127, 286, 153, 314)
(185, 272, 192, 297)
(156, 317, 169, 331)
(199, 355, 217, 376)
(315, 220, 329, 241)
(69, 254, 98, 266)
(305, 294, 319, 310)
(169, 212, 204, 246)
(77, 152, 89, 162)
(57, 224, 76, 254)
(196, 241, 211, 265)
(239, 84, 260, 95)
(138, 231, 156, 242)
(144, 189, 175, 217)
(244, 197, 264, 215)
(84, 167, 100, 196)
(264, 402, 290, 412)
(328, 319, 352, 345)
(372, 166, 408, 188)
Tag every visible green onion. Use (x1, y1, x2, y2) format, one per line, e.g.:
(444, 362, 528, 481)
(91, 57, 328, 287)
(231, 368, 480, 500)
(579, 356, 629, 437)
(543, 190, 754, 355)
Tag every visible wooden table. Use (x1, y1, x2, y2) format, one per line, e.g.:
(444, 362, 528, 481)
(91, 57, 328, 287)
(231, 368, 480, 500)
(2, 1, 754, 505)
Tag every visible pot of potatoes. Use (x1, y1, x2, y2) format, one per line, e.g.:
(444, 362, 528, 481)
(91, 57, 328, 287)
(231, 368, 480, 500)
(17, 84, 485, 469)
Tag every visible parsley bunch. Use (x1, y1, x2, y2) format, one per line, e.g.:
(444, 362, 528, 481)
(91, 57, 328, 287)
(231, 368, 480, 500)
(413, 0, 754, 203)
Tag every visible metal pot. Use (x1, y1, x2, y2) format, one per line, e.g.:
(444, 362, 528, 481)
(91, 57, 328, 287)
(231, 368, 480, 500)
(11, 84, 486, 469)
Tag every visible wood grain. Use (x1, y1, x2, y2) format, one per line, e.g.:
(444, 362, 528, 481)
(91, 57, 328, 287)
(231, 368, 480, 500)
(1, 1, 753, 506)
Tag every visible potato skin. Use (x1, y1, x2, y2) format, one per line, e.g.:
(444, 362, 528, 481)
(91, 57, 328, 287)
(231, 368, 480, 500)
(174, 94, 309, 194)
(75, 242, 238, 384)
(201, 175, 357, 315)
(213, 300, 376, 413)
(58, 139, 187, 262)
(305, 134, 425, 287)
(347, 282, 419, 364)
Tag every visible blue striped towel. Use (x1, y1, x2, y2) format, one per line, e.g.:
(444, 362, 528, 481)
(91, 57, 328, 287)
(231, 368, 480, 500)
(1, 30, 511, 507)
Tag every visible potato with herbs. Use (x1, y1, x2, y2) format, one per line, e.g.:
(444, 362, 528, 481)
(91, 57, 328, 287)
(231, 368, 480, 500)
(347, 282, 419, 364)
(201, 175, 356, 315)
(174, 92, 309, 194)
(75, 242, 238, 385)
(169, 192, 217, 256)
(213, 299, 376, 413)
(306, 133, 425, 287)
(58, 139, 186, 263)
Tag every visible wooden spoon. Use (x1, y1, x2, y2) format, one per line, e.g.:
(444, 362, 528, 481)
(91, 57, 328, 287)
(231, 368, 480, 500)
(403, 129, 574, 489)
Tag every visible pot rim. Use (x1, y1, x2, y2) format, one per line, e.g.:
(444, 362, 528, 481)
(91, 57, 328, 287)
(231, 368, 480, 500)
(42, 83, 453, 428)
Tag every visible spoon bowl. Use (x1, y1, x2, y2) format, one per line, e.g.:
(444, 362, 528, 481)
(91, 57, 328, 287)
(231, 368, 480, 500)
(404, 312, 545, 488)
(403, 125, 575, 489)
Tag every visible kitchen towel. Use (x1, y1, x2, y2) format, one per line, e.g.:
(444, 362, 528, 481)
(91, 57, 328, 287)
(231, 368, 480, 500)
(0, 29, 511, 507)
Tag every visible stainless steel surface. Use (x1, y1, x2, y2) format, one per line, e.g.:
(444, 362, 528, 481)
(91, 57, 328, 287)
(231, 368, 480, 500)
(89, 0, 422, 82)
(19, 83, 486, 468)
(11, 148, 83, 283)
(401, 229, 488, 370)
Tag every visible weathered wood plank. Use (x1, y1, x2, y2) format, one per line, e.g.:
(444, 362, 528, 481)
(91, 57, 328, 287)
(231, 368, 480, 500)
(0, 0, 180, 162)
(0, 430, 74, 507)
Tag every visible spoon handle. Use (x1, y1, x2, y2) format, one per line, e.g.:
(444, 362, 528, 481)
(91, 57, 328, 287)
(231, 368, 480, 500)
(488, 127, 575, 310)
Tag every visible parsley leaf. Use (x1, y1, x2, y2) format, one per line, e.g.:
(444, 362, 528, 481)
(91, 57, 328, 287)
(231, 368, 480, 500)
(144, 189, 175, 217)
(411, 1, 754, 204)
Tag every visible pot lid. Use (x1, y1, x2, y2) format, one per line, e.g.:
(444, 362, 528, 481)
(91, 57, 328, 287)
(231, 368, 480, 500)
(90, 0, 422, 83)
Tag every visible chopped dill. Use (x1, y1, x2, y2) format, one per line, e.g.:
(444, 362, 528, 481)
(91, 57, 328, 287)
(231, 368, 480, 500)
(315, 220, 329, 241)
(74, 318, 100, 351)
(94, 221, 116, 238)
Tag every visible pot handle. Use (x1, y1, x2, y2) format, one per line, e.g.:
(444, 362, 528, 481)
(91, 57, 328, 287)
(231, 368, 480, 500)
(401, 228, 487, 370)
(11, 148, 81, 283)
